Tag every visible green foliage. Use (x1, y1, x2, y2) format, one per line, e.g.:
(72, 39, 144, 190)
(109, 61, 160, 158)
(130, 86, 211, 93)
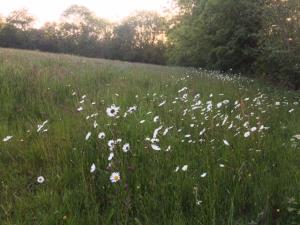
(168, 0, 263, 72)
(257, 0, 300, 89)
(168, 0, 300, 89)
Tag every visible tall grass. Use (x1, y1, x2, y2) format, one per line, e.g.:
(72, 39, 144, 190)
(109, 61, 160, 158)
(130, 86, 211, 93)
(0, 48, 299, 225)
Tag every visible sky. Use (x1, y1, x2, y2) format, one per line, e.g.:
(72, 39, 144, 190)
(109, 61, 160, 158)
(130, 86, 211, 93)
(1, 0, 173, 26)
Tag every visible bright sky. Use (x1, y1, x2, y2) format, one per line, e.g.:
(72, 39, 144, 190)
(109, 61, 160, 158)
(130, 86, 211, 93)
(1, 0, 172, 26)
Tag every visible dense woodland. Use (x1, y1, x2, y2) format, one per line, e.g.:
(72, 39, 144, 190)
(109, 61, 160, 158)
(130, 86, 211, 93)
(0, 0, 299, 89)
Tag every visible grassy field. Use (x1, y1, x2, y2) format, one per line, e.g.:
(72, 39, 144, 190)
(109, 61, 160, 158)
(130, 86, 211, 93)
(0, 48, 299, 225)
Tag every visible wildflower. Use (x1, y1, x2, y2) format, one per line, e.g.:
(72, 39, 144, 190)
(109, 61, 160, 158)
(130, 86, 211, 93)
(153, 116, 160, 123)
(108, 152, 114, 161)
(199, 128, 206, 136)
(223, 140, 230, 146)
(182, 165, 188, 171)
(128, 106, 137, 113)
(217, 102, 222, 108)
(106, 105, 120, 117)
(140, 120, 145, 124)
(178, 87, 188, 93)
(93, 121, 98, 128)
(151, 144, 161, 151)
(98, 132, 105, 140)
(201, 172, 207, 178)
(85, 132, 91, 140)
(293, 134, 300, 140)
(244, 131, 251, 138)
(3, 136, 13, 142)
(158, 100, 166, 107)
(77, 106, 83, 112)
(110, 172, 120, 183)
(122, 143, 130, 152)
(174, 166, 179, 172)
(108, 140, 116, 150)
(37, 120, 48, 132)
(250, 127, 257, 132)
(90, 163, 96, 173)
(37, 176, 45, 184)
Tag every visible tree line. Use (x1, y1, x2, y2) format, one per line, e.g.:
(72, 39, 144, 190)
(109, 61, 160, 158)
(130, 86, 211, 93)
(0, 6, 167, 64)
(0, 1, 299, 89)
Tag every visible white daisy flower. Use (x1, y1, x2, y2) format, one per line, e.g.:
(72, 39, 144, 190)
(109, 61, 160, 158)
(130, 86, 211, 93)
(110, 172, 120, 183)
(85, 132, 92, 140)
(151, 144, 161, 151)
(182, 165, 188, 171)
(293, 134, 300, 140)
(108, 152, 114, 161)
(3, 136, 13, 142)
(122, 143, 130, 152)
(140, 120, 145, 124)
(201, 172, 207, 178)
(37, 176, 45, 184)
(128, 106, 137, 114)
(153, 116, 160, 123)
(244, 131, 251, 138)
(77, 106, 83, 112)
(90, 163, 96, 173)
(223, 140, 230, 146)
(158, 101, 166, 107)
(199, 128, 206, 136)
(98, 132, 106, 140)
(106, 105, 120, 117)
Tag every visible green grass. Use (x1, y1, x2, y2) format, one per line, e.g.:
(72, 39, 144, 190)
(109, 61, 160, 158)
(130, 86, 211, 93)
(0, 48, 299, 225)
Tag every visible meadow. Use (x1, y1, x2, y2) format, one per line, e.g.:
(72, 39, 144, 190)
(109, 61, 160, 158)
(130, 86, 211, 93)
(0, 48, 299, 225)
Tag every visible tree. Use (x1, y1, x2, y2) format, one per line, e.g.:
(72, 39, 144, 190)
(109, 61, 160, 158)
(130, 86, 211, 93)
(258, 0, 300, 89)
(112, 11, 167, 64)
(168, 0, 263, 72)
(6, 9, 35, 31)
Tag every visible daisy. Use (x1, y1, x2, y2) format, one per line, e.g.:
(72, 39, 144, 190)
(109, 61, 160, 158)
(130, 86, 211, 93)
(244, 131, 251, 138)
(223, 140, 230, 146)
(98, 132, 106, 140)
(122, 143, 130, 152)
(293, 134, 300, 140)
(201, 172, 207, 178)
(153, 116, 160, 123)
(128, 106, 137, 114)
(85, 132, 91, 140)
(108, 152, 114, 161)
(110, 172, 120, 183)
(106, 105, 120, 117)
(3, 136, 13, 142)
(182, 165, 188, 171)
(37, 176, 45, 184)
(151, 144, 161, 151)
(90, 163, 96, 173)
(77, 106, 83, 112)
